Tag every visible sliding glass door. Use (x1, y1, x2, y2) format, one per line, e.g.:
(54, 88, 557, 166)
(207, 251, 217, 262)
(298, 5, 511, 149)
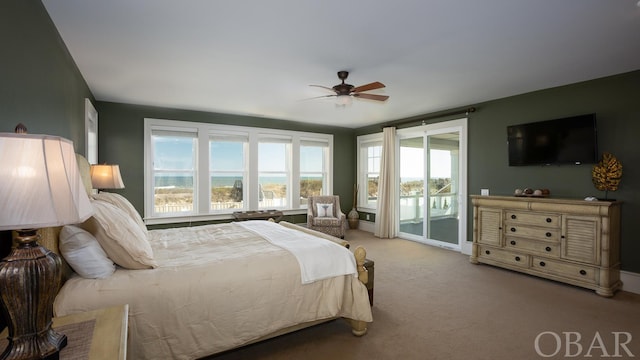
(398, 119, 467, 250)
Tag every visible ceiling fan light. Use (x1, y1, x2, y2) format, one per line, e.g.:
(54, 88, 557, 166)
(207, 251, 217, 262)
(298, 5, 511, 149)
(336, 95, 353, 106)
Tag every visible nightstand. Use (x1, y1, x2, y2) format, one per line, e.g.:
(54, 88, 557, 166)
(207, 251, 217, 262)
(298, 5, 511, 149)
(1, 304, 129, 360)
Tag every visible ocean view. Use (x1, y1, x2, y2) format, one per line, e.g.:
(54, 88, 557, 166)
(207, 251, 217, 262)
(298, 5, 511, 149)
(155, 175, 323, 188)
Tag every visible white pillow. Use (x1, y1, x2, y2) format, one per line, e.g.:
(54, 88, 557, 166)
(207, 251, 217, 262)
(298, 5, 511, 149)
(316, 203, 334, 217)
(92, 192, 147, 234)
(80, 200, 157, 270)
(59, 225, 116, 279)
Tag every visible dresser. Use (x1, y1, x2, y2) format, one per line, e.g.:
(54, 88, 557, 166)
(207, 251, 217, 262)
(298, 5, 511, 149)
(470, 195, 622, 297)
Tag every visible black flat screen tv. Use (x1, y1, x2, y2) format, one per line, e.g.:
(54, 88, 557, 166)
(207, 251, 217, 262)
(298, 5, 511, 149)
(507, 114, 598, 166)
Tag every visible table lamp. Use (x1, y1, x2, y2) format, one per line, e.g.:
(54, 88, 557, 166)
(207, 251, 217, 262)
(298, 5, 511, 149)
(90, 164, 125, 191)
(0, 126, 93, 359)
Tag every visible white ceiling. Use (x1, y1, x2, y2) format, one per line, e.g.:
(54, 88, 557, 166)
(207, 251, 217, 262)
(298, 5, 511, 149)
(42, 0, 640, 129)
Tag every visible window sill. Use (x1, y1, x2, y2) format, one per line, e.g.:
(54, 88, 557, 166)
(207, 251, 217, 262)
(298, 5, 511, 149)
(144, 208, 308, 226)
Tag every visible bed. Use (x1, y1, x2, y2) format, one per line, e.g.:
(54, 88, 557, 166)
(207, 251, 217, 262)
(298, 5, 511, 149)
(42, 155, 373, 360)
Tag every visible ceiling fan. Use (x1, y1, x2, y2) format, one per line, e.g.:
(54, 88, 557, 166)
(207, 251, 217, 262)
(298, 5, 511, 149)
(309, 71, 389, 102)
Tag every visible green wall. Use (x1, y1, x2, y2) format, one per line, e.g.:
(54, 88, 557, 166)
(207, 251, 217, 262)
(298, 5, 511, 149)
(357, 70, 640, 273)
(0, 0, 93, 148)
(3, 1, 638, 274)
(95, 102, 356, 217)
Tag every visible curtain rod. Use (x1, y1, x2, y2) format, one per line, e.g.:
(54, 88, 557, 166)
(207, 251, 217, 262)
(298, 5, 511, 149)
(382, 107, 476, 129)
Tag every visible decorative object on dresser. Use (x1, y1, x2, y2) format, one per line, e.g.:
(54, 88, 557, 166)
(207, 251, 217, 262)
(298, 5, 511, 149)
(348, 184, 360, 229)
(591, 152, 622, 200)
(90, 164, 125, 192)
(0, 127, 93, 359)
(514, 188, 550, 197)
(470, 195, 621, 297)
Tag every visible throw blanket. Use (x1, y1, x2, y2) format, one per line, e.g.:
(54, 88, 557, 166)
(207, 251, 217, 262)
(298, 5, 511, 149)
(237, 220, 357, 284)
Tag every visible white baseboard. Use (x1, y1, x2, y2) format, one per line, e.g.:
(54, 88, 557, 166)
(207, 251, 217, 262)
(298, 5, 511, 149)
(621, 270, 640, 294)
(356, 221, 375, 233)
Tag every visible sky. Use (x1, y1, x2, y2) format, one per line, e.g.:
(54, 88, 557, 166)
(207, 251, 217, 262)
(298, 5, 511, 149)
(153, 137, 322, 172)
(154, 135, 452, 178)
(401, 147, 451, 179)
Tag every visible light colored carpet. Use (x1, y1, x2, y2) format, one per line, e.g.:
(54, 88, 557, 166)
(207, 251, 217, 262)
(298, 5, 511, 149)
(209, 229, 640, 359)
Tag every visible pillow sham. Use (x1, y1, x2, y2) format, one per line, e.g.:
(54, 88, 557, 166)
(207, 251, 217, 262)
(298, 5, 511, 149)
(92, 192, 147, 234)
(80, 200, 157, 270)
(59, 225, 116, 279)
(316, 203, 334, 217)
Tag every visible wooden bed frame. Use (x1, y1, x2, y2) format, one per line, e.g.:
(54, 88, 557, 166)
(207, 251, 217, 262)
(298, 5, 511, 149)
(36, 219, 370, 354)
(35, 153, 371, 357)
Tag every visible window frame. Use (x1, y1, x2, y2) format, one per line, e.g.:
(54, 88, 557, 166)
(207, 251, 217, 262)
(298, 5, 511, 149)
(356, 133, 384, 212)
(299, 138, 331, 209)
(144, 118, 333, 224)
(209, 131, 249, 213)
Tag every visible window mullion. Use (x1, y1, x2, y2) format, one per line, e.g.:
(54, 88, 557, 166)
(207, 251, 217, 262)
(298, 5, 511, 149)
(197, 128, 209, 214)
(291, 138, 300, 209)
(248, 132, 259, 210)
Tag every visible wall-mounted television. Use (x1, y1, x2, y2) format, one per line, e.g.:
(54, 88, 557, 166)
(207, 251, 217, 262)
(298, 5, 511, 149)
(507, 114, 598, 166)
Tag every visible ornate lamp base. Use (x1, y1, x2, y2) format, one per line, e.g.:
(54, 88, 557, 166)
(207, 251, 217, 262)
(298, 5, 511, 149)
(0, 230, 67, 360)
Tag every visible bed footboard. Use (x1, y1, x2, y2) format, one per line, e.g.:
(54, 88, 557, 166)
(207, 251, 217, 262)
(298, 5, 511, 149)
(344, 245, 369, 336)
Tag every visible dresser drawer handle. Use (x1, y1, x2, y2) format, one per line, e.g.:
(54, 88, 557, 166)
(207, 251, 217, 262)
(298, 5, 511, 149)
(580, 270, 587, 275)
(545, 232, 552, 237)
(539, 261, 546, 267)
(545, 246, 552, 252)
(546, 218, 552, 223)
(510, 227, 516, 232)
(510, 240, 516, 245)
(485, 250, 491, 255)
(515, 256, 521, 262)
(511, 214, 517, 219)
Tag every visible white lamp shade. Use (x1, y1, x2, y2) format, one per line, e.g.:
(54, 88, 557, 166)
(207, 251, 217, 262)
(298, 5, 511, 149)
(0, 133, 93, 230)
(90, 164, 125, 190)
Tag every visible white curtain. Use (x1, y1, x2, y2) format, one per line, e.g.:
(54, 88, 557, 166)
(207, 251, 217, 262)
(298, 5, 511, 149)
(374, 127, 398, 238)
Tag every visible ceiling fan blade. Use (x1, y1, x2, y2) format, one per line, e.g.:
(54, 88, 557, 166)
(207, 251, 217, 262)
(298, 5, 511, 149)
(309, 84, 337, 92)
(352, 81, 385, 93)
(353, 93, 389, 101)
(299, 94, 337, 101)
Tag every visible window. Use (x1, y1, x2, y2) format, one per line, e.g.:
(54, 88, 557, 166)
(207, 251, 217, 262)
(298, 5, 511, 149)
(210, 133, 247, 212)
(258, 137, 291, 209)
(151, 130, 197, 216)
(84, 98, 98, 164)
(357, 135, 383, 210)
(144, 118, 333, 223)
(299, 139, 329, 209)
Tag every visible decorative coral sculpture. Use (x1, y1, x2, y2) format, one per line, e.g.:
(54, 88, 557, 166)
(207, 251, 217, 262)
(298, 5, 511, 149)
(592, 152, 622, 199)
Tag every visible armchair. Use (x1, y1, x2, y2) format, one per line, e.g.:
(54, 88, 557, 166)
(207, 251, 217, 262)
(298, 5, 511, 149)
(307, 195, 347, 239)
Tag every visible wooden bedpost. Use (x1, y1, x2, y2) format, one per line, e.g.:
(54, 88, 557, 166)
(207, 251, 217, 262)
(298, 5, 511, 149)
(354, 245, 368, 285)
(345, 245, 369, 336)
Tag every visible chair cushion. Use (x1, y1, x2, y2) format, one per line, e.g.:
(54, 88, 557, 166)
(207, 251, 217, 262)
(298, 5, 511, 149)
(313, 217, 341, 226)
(316, 203, 334, 217)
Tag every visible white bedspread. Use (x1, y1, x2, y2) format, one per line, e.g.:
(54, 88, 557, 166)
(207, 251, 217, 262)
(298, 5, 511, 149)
(54, 222, 372, 360)
(237, 220, 356, 284)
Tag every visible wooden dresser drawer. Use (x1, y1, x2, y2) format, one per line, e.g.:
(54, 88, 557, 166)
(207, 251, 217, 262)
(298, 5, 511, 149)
(505, 237, 560, 257)
(471, 195, 621, 297)
(478, 246, 529, 268)
(505, 211, 560, 227)
(531, 257, 597, 284)
(504, 224, 560, 241)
